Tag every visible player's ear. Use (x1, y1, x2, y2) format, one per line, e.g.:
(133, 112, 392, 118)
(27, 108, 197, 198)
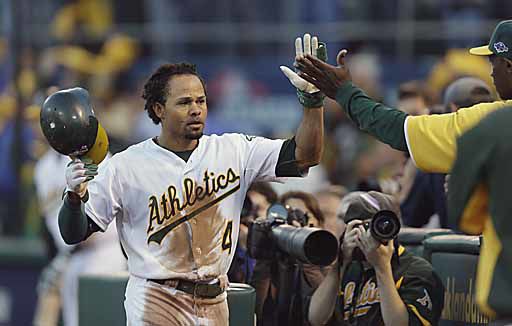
(505, 58, 512, 73)
(154, 102, 166, 121)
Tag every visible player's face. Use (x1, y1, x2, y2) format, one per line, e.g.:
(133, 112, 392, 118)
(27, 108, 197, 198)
(489, 56, 512, 100)
(163, 74, 207, 140)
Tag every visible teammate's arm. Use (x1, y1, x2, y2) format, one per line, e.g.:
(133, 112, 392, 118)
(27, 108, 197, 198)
(296, 49, 509, 173)
(295, 48, 408, 151)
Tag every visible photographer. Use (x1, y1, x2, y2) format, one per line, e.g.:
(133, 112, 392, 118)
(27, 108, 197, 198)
(309, 191, 444, 326)
(250, 191, 332, 326)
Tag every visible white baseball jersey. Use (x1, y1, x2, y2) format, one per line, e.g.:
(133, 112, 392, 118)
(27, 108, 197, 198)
(85, 133, 286, 281)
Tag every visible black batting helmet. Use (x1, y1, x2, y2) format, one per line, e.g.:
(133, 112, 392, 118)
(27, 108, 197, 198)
(40, 87, 108, 164)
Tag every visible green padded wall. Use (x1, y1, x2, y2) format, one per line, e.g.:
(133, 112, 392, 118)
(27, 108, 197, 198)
(398, 227, 453, 257)
(79, 274, 255, 325)
(423, 235, 490, 326)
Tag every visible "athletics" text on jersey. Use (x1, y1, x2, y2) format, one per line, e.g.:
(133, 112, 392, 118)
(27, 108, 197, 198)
(147, 168, 240, 235)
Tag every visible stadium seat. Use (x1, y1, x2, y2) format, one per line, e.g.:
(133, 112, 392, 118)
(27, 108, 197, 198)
(78, 273, 256, 325)
(423, 234, 490, 325)
(397, 227, 453, 257)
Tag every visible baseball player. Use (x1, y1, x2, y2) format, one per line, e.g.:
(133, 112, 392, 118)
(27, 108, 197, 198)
(55, 34, 325, 325)
(447, 106, 512, 326)
(295, 20, 512, 319)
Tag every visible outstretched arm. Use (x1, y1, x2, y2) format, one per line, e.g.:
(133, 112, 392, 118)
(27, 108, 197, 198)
(296, 50, 408, 152)
(294, 105, 324, 170)
(281, 34, 326, 170)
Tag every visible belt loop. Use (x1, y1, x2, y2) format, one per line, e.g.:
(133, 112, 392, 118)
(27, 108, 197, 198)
(193, 282, 198, 298)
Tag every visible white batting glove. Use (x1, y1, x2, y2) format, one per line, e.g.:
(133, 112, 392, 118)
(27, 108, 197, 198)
(65, 158, 98, 198)
(280, 33, 327, 108)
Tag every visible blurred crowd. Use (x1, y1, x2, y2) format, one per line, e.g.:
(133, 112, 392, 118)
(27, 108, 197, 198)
(0, 0, 506, 325)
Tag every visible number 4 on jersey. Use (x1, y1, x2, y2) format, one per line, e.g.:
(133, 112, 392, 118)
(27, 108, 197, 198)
(222, 220, 233, 254)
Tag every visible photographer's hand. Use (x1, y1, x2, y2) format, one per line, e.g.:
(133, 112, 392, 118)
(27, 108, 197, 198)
(356, 228, 394, 271)
(341, 220, 363, 264)
(357, 230, 409, 326)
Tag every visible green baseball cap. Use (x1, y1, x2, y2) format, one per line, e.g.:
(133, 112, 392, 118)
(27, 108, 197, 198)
(470, 20, 512, 60)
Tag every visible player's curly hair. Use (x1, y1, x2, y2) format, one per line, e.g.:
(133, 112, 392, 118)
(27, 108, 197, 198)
(142, 62, 206, 124)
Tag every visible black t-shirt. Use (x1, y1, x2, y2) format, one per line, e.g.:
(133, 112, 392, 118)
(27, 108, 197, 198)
(330, 247, 444, 326)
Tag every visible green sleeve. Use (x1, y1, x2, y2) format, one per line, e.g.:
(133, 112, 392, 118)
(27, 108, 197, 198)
(58, 193, 100, 244)
(398, 259, 445, 326)
(335, 82, 408, 151)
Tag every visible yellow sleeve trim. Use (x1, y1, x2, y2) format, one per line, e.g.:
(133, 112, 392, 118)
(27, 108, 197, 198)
(398, 245, 406, 256)
(404, 116, 418, 168)
(407, 304, 432, 326)
(475, 218, 501, 319)
(395, 276, 404, 290)
(459, 184, 488, 235)
(406, 100, 512, 173)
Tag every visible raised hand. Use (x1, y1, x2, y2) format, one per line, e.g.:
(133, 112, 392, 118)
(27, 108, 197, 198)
(280, 33, 327, 108)
(340, 219, 364, 263)
(65, 157, 98, 198)
(295, 48, 352, 99)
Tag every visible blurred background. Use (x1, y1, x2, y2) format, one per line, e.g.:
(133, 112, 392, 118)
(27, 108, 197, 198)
(0, 0, 509, 325)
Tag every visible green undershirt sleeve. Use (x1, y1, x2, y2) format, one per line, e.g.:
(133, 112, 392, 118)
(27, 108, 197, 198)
(335, 82, 409, 152)
(58, 194, 100, 244)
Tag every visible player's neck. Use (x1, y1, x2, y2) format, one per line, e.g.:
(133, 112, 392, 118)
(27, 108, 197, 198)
(157, 133, 198, 152)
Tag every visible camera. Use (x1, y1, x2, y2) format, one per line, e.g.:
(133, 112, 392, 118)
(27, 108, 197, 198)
(356, 210, 401, 243)
(351, 210, 401, 261)
(247, 204, 338, 266)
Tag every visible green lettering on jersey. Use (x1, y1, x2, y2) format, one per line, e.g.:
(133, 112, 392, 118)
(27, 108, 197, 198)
(146, 168, 241, 244)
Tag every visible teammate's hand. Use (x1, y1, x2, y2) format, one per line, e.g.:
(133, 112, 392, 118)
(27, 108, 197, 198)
(65, 157, 98, 198)
(280, 33, 327, 108)
(294, 48, 352, 99)
(356, 228, 394, 271)
(340, 219, 363, 264)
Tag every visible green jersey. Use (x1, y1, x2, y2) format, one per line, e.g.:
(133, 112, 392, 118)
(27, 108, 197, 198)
(329, 247, 444, 326)
(448, 106, 512, 318)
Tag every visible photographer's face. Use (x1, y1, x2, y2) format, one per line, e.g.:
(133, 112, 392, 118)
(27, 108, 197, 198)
(284, 198, 320, 227)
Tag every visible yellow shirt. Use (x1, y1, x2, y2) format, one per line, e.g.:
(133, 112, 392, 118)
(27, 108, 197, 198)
(404, 100, 512, 173)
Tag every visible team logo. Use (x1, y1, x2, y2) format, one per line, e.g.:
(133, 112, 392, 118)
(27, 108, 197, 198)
(494, 42, 509, 53)
(244, 135, 257, 141)
(417, 288, 433, 310)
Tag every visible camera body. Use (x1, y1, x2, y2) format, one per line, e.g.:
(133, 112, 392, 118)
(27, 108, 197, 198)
(350, 210, 401, 261)
(247, 204, 337, 266)
(355, 210, 401, 243)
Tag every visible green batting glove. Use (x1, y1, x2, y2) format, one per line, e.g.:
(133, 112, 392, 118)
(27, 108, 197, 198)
(280, 34, 327, 108)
